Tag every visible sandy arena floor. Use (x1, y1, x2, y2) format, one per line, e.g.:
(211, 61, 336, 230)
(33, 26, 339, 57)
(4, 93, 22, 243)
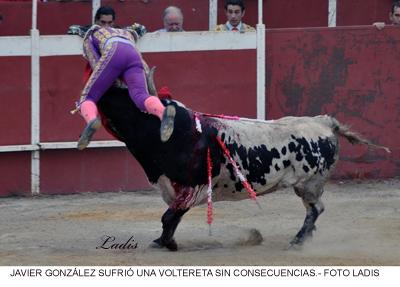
(0, 179, 399, 266)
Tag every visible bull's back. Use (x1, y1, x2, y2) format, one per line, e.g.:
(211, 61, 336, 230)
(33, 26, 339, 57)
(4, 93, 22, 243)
(211, 115, 339, 201)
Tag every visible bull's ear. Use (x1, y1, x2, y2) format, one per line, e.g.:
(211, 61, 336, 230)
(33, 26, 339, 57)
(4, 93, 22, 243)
(146, 66, 158, 96)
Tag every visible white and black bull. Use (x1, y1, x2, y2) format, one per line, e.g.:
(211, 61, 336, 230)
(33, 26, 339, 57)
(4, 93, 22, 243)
(97, 86, 388, 251)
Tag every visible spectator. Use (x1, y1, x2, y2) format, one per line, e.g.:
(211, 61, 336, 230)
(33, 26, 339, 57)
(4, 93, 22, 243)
(157, 6, 184, 32)
(373, 1, 400, 30)
(68, 6, 119, 88)
(67, 6, 116, 37)
(214, 0, 255, 32)
(68, 5, 147, 86)
(94, 6, 116, 28)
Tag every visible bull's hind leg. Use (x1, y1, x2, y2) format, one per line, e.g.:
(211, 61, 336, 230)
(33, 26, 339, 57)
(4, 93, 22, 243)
(290, 181, 326, 246)
(151, 208, 189, 251)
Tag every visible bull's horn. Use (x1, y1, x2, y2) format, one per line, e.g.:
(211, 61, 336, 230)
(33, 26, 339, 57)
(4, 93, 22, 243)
(146, 66, 157, 96)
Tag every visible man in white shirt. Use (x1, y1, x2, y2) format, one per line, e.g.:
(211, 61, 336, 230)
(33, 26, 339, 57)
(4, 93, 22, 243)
(373, 1, 400, 30)
(214, 0, 255, 32)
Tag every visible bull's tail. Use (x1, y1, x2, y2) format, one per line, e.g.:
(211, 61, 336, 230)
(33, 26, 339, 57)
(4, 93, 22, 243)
(329, 117, 391, 153)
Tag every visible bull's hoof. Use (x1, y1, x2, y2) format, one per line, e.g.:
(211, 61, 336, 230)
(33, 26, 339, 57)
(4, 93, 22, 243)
(165, 240, 178, 251)
(286, 236, 305, 250)
(150, 238, 178, 251)
(287, 225, 317, 249)
(150, 238, 164, 249)
(289, 236, 304, 247)
(286, 243, 300, 251)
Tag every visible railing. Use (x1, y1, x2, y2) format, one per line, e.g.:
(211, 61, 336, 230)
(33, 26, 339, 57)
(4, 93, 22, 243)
(0, 0, 339, 194)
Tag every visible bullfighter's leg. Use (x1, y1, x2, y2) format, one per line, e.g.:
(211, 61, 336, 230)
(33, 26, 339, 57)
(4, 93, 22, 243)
(151, 208, 189, 251)
(290, 181, 325, 246)
(77, 100, 102, 150)
(122, 47, 175, 142)
(77, 43, 123, 150)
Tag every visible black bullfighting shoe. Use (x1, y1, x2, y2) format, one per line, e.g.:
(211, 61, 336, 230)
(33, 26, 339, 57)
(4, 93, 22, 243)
(160, 105, 176, 142)
(77, 118, 102, 150)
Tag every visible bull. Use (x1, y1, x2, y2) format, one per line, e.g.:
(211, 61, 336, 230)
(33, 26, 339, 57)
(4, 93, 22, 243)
(96, 84, 389, 251)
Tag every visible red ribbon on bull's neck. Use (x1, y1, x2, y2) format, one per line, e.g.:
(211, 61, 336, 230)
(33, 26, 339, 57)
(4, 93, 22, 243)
(207, 148, 213, 230)
(215, 136, 257, 201)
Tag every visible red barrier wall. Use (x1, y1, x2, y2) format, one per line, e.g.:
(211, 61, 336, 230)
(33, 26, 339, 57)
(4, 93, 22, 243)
(267, 26, 400, 179)
(40, 149, 149, 195)
(1, 2, 399, 196)
(0, 57, 30, 145)
(337, 0, 393, 26)
(0, 153, 30, 196)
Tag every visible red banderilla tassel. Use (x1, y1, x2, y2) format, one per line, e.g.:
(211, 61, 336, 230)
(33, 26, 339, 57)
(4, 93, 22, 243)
(207, 148, 213, 234)
(215, 136, 257, 201)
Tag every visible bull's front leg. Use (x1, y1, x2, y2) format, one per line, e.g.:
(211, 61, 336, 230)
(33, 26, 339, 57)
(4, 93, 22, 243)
(151, 208, 189, 251)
